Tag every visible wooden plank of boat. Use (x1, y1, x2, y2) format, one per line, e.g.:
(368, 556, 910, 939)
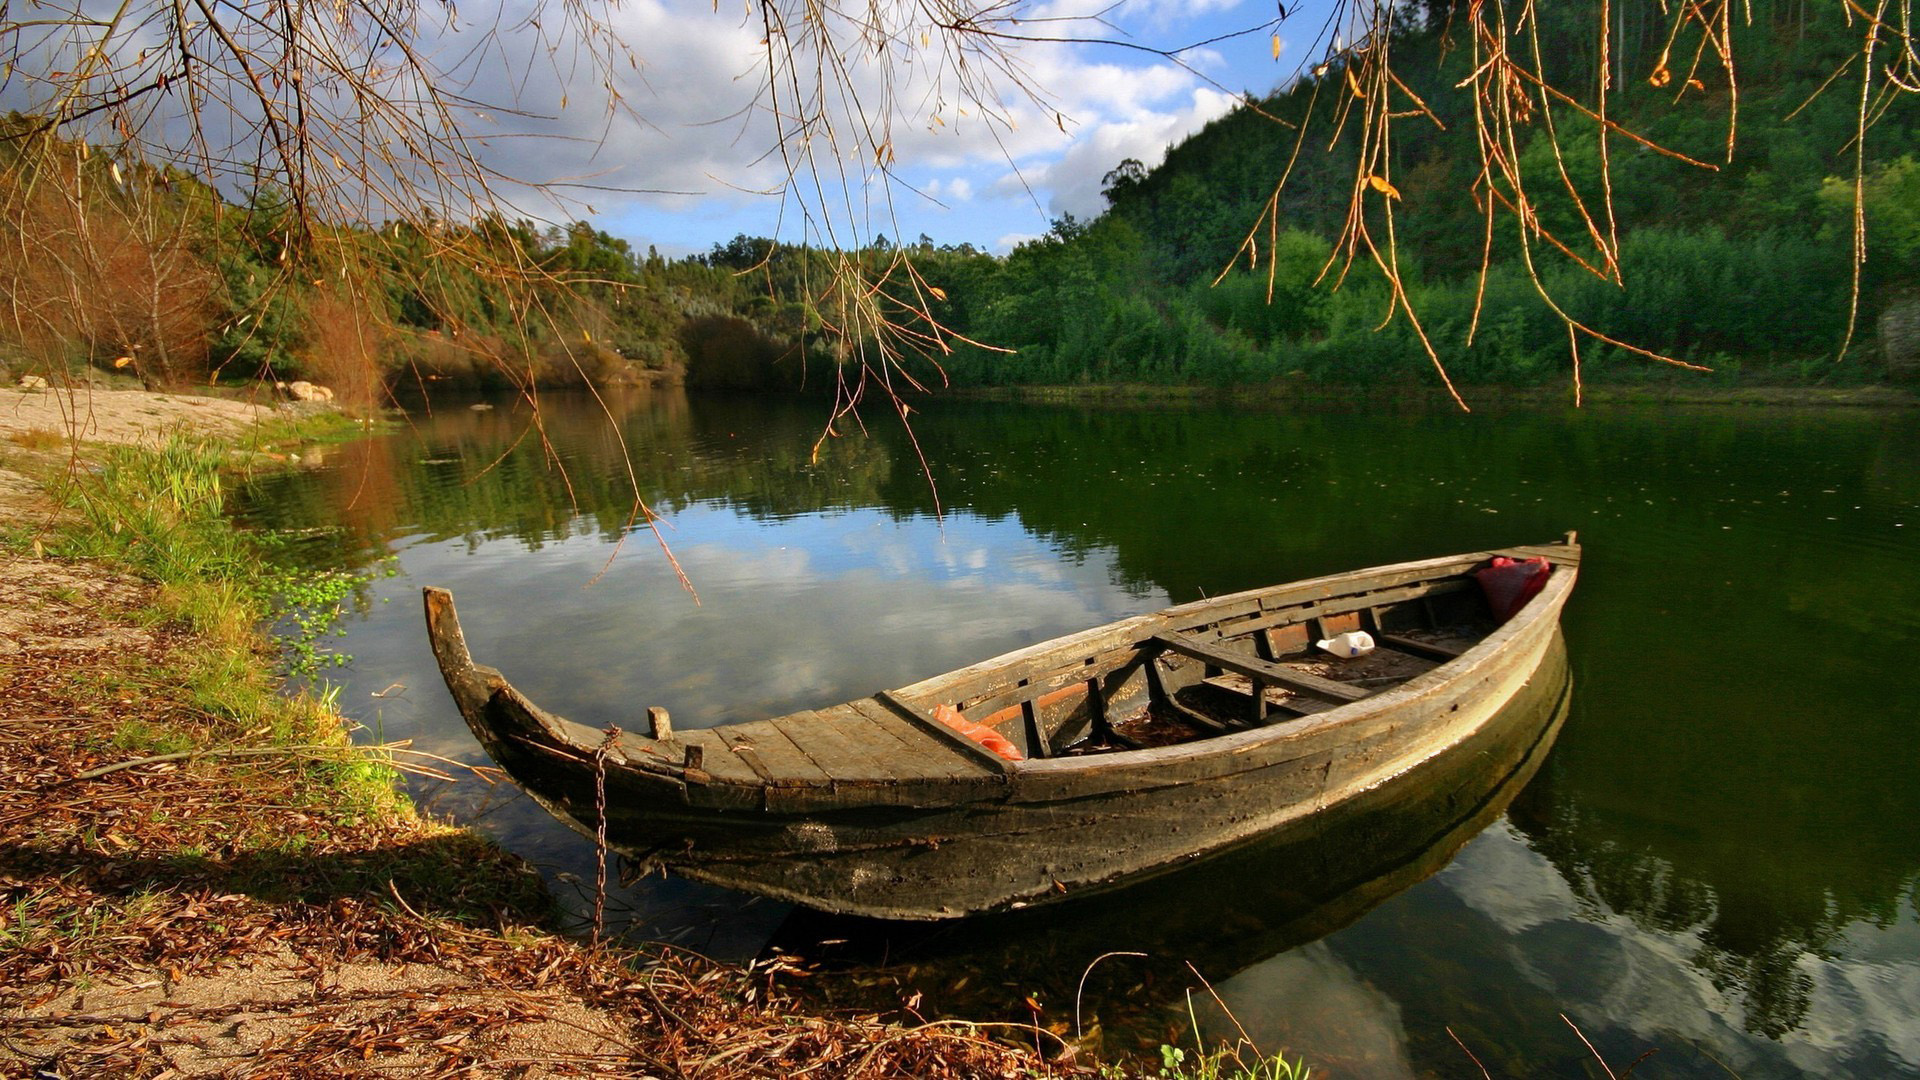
(1374, 632, 1464, 661)
(899, 628, 1155, 713)
(1198, 579, 1474, 642)
(671, 729, 763, 786)
(1153, 630, 1371, 704)
(947, 666, 1095, 731)
(1499, 543, 1583, 566)
(423, 533, 1581, 919)
(766, 709, 894, 784)
(858, 695, 1014, 776)
(1159, 554, 1489, 633)
(717, 722, 835, 788)
(764, 706, 1003, 808)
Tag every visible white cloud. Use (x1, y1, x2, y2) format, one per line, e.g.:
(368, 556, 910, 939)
(3, 0, 1271, 246)
(459, 0, 1257, 239)
(989, 86, 1238, 219)
(926, 177, 975, 203)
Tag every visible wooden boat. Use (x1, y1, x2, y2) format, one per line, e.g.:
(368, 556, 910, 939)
(772, 632, 1571, 1019)
(425, 534, 1580, 920)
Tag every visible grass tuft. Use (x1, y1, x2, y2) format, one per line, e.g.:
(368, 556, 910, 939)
(111, 719, 198, 755)
(1122, 1043, 1311, 1080)
(6, 427, 67, 452)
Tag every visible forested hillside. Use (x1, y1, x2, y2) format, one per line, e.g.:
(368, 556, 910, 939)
(784, 0, 1920, 394)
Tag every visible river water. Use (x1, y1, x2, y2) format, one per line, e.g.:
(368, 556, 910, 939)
(237, 388, 1920, 1077)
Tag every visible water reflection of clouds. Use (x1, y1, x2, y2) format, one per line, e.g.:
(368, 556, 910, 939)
(1440, 825, 1920, 1078)
(350, 500, 1161, 743)
(320, 498, 1168, 957)
(1208, 824, 1920, 1077)
(608, 505, 1158, 723)
(1806, 935, 1920, 1071)
(1203, 944, 1416, 1080)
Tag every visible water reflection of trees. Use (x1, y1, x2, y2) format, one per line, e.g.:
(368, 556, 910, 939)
(1511, 745, 1917, 1039)
(238, 388, 899, 569)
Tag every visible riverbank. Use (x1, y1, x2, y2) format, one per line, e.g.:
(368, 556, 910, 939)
(947, 381, 1920, 409)
(0, 386, 1069, 1077)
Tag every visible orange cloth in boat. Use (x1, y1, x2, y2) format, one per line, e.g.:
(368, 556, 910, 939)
(932, 703, 1025, 762)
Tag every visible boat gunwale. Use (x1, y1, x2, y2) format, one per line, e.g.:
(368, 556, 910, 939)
(1007, 559, 1576, 776)
(427, 539, 1578, 789)
(890, 549, 1496, 703)
(883, 543, 1577, 773)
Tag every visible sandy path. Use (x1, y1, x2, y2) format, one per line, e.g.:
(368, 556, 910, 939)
(0, 386, 280, 520)
(0, 385, 274, 448)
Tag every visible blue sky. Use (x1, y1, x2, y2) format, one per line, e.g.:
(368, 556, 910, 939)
(465, 0, 1348, 256)
(5, 0, 1348, 255)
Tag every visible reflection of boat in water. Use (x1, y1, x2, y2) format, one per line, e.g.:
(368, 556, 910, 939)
(771, 631, 1573, 1048)
(424, 538, 1578, 919)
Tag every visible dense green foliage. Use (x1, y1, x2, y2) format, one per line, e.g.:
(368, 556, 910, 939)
(900, 0, 1920, 392)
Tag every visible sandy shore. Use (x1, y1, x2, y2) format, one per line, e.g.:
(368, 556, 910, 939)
(0, 385, 275, 446)
(0, 386, 278, 520)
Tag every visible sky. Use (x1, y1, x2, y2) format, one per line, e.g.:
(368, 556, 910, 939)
(4, 0, 1348, 256)
(408, 0, 1348, 255)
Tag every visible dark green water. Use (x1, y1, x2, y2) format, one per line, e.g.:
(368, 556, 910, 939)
(238, 388, 1920, 1077)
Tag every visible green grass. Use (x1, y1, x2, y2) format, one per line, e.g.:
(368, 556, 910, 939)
(1095, 994, 1313, 1080)
(1150, 1045, 1311, 1080)
(1097, 1045, 1311, 1080)
(0, 887, 174, 954)
(57, 434, 245, 583)
(111, 718, 197, 755)
(48, 423, 403, 812)
(15, 419, 562, 928)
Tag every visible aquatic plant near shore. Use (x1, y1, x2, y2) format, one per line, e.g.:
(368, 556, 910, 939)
(1136, 1043, 1311, 1080)
(257, 554, 398, 679)
(55, 425, 379, 672)
(47, 427, 389, 739)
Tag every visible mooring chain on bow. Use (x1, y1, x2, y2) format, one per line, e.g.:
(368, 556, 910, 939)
(593, 725, 621, 946)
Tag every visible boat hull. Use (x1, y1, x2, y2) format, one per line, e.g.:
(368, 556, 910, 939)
(426, 539, 1580, 919)
(771, 635, 1571, 1033)
(659, 603, 1567, 918)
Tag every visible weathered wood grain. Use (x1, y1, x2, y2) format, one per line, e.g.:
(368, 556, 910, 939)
(422, 537, 1581, 919)
(1154, 631, 1372, 704)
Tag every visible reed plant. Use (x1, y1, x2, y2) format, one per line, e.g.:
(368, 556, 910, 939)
(59, 435, 246, 586)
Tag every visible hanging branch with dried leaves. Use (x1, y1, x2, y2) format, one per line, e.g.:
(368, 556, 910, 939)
(1216, 0, 1915, 407)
